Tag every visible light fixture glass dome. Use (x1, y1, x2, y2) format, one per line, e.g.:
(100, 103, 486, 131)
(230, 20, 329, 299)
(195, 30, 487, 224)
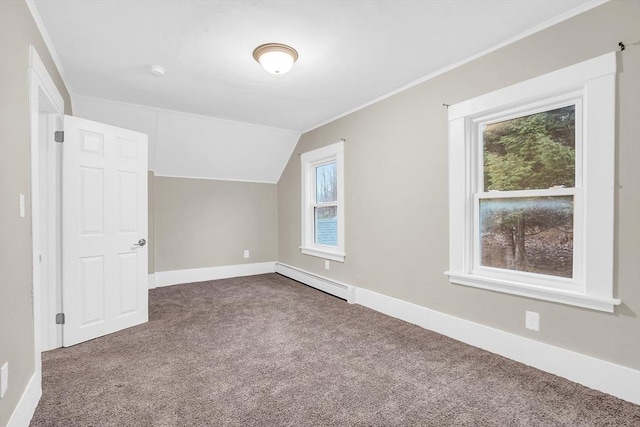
(253, 43, 298, 75)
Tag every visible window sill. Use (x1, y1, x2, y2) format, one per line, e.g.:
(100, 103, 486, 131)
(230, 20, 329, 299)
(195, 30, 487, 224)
(445, 271, 621, 313)
(300, 246, 345, 262)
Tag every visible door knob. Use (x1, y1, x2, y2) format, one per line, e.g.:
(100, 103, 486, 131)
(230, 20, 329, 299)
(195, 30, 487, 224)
(134, 238, 147, 247)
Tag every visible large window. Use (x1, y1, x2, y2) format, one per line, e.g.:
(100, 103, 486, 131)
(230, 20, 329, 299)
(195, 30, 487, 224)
(475, 102, 581, 290)
(446, 52, 619, 312)
(301, 141, 345, 262)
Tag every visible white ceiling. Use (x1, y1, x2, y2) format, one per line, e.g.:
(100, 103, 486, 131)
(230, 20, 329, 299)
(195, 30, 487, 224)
(33, 0, 595, 132)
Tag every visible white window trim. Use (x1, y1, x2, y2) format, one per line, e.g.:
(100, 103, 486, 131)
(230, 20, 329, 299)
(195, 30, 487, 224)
(446, 52, 620, 312)
(300, 141, 345, 262)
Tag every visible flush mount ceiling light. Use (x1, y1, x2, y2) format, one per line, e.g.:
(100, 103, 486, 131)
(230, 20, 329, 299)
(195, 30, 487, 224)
(252, 43, 298, 75)
(150, 65, 166, 77)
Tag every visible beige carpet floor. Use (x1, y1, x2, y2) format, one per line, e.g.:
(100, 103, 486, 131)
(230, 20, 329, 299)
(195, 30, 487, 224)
(31, 273, 639, 426)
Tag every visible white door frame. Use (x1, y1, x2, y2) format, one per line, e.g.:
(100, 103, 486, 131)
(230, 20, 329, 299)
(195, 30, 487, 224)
(38, 113, 63, 350)
(29, 45, 65, 375)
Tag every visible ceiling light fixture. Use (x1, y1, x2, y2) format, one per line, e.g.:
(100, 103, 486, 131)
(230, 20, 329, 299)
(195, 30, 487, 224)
(150, 65, 165, 77)
(252, 43, 298, 75)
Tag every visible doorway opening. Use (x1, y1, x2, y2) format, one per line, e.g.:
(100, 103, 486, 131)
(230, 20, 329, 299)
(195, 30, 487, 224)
(29, 46, 65, 366)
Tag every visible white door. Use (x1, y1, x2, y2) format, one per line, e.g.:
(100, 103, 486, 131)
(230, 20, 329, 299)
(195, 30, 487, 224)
(62, 115, 148, 347)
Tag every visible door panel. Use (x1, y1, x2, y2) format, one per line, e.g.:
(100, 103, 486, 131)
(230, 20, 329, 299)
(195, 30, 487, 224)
(79, 256, 105, 325)
(118, 171, 137, 231)
(79, 167, 104, 234)
(118, 252, 139, 315)
(63, 115, 148, 346)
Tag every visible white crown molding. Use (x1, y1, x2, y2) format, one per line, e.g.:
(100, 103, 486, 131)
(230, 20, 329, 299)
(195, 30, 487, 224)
(303, 0, 610, 133)
(25, 0, 67, 88)
(275, 262, 639, 405)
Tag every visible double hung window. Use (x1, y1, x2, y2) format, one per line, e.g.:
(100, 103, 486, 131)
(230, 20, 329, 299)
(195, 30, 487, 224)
(300, 141, 345, 262)
(475, 102, 581, 288)
(446, 53, 619, 312)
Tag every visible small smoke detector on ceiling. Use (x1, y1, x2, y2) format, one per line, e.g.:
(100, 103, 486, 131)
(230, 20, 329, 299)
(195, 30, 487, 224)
(150, 65, 166, 77)
(253, 43, 298, 75)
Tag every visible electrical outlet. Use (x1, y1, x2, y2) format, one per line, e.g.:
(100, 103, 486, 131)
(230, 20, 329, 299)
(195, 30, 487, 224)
(243, 250, 250, 259)
(525, 311, 540, 331)
(325, 260, 330, 270)
(1, 362, 8, 398)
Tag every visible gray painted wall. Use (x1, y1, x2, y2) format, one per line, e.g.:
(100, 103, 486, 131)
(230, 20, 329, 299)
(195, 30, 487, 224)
(0, 1, 72, 424)
(154, 177, 277, 272)
(278, 0, 640, 369)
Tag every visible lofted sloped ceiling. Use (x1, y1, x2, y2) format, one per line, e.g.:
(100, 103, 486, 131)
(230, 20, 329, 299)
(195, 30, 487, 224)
(72, 95, 300, 182)
(31, 0, 600, 182)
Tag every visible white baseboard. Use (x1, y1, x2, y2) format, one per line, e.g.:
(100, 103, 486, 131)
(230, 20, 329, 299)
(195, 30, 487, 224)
(276, 264, 640, 405)
(155, 261, 276, 287)
(6, 371, 42, 427)
(148, 273, 156, 289)
(275, 262, 356, 303)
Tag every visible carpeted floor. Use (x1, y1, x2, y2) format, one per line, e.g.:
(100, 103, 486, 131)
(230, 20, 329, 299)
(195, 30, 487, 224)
(31, 273, 639, 426)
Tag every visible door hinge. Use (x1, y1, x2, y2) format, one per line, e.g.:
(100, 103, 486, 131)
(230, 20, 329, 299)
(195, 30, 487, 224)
(55, 313, 65, 325)
(54, 131, 64, 143)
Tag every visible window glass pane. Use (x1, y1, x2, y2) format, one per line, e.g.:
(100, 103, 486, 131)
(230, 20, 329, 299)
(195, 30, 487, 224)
(314, 206, 337, 246)
(316, 162, 337, 203)
(480, 196, 573, 278)
(483, 105, 575, 191)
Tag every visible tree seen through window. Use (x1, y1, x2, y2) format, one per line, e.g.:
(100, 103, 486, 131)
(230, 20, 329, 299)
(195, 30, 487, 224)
(314, 162, 337, 246)
(480, 106, 576, 277)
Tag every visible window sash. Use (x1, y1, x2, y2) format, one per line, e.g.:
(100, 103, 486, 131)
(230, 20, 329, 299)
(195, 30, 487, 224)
(314, 160, 338, 204)
(313, 201, 338, 209)
(313, 203, 338, 247)
(474, 96, 583, 193)
(468, 98, 584, 291)
(472, 188, 582, 292)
